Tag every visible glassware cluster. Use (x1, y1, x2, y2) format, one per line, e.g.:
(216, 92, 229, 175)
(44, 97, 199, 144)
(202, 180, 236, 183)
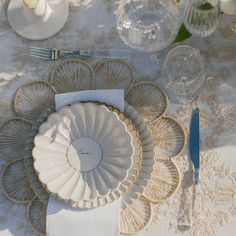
(116, 0, 221, 104)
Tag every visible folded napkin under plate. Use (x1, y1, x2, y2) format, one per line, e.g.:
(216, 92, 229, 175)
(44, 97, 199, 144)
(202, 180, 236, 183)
(47, 89, 124, 236)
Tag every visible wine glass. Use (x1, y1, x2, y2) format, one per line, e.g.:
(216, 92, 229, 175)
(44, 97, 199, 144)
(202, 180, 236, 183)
(180, 0, 221, 37)
(162, 45, 205, 105)
(116, 0, 181, 52)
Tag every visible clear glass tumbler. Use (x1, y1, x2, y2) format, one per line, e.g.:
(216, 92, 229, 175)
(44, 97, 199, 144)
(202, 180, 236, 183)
(116, 0, 181, 52)
(162, 45, 205, 105)
(180, 0, 221, 37)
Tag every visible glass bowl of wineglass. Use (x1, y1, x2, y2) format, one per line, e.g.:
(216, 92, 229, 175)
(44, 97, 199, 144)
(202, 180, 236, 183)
(116, 0, 181, 52)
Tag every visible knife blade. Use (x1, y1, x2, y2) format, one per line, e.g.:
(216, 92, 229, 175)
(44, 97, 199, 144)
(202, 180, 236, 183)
(189, 108, 200, 184)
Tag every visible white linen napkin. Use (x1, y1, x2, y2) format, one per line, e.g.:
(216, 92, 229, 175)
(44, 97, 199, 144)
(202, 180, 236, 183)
(47, 89, 124, 236)
(55, 89, 124, 111)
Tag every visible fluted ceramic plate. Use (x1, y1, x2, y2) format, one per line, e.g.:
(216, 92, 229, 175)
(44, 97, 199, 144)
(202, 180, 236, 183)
(27, 198, 47, 236)
(25, 105, 141, 207)
(50, 59, 95, 93)
(142, 159, 180, 203)
(95, 59, 135, 94)
(120, 196, 152, 235)
(121, 102, 154, 207)
(14, 80, 55, 120)
(0, 118, 32, 161)
(149, 117, 186, 158)
(126, 81, 168, 122)
(0, 159, 35, 203)
(25, 101, 154, 208)
(33, 102, 134, 203)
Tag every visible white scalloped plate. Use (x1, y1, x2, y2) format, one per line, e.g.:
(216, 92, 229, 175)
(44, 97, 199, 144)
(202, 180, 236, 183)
(26, 101, 154, 208)
(33, 102, 134, 203)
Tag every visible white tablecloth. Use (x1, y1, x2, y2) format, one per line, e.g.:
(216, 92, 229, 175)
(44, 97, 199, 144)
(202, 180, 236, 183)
(0, 0, 236, 235)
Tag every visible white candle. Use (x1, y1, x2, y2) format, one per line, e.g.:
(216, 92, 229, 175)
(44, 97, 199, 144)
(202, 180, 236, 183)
(23, 0, 48, 17)
(23, 0, 39, 8)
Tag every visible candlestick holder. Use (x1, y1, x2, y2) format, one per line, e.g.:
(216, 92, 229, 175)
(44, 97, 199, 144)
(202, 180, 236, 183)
(7, 0, 68, 40)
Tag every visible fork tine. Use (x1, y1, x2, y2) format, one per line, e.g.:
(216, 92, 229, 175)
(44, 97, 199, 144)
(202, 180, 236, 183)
(30, 51, 50, 57)
(30, 49, 51, 56)
(30, 53, 50, 59)
(30, 46, 51, 52)
(30, 50, 50, 55)
(30, 48, 51, 56)
(28, 53, 50, 60)
(30, 49, 50, 55)
(29, 50, 51, 59)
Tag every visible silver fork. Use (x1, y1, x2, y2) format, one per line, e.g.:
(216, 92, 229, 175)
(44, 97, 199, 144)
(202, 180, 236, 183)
(25, 47, 131, 60)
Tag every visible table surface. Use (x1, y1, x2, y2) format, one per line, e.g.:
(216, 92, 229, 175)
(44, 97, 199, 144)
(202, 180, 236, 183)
(0, 0, 236, 235)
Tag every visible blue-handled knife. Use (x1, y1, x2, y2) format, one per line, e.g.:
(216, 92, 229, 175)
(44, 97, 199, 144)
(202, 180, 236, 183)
(189, 108, 200, 184)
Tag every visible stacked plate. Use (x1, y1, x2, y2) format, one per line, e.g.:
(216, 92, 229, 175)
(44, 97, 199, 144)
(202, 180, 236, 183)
(32, 101, 155, 208)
